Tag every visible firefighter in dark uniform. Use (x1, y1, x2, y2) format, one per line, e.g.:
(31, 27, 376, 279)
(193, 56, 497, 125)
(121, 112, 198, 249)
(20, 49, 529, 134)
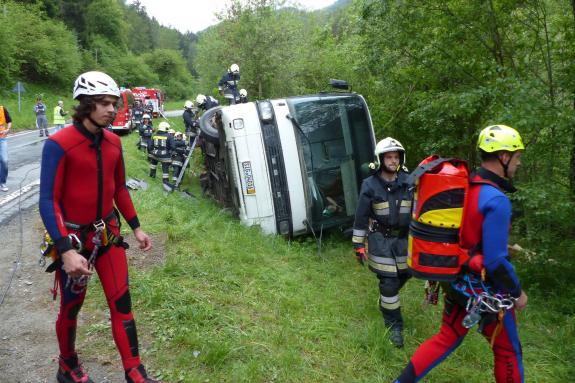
(137, 113, 153, 152)
(132, 99, 144, 131)
(238, 89, 248, 104)
(196, 94, 220, 112)
(171, 131, 188, 183)
(149, 121, 174, 184)
(183, 100, 199, 147)
(352, 137, 413, 348)
(218, 63, 240, 105)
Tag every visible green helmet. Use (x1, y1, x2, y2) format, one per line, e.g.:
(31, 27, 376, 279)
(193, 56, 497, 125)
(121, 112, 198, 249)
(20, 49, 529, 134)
(477, 125, 524, 153)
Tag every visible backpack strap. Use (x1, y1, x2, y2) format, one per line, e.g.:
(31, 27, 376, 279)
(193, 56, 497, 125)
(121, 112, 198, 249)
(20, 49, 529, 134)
(406, 157, 453, 186)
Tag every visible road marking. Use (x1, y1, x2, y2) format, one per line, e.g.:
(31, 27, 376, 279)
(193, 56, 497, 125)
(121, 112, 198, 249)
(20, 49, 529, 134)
(0, 179, 40, 207)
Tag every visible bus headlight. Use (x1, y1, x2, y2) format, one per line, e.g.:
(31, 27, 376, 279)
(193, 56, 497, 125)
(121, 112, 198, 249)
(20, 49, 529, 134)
(258, 101, 273, 122)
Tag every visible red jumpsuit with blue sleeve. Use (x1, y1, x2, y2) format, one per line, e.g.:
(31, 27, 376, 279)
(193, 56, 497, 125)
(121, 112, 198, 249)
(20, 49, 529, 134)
(395, 168, 524, 383)
(39, 122, 143, 371)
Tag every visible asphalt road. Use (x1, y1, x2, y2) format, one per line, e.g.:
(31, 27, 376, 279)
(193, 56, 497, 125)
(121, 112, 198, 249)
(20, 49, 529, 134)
(0, 128, 52, 226)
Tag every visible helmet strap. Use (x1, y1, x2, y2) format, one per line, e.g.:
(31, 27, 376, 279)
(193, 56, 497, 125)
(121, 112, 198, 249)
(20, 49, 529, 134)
(497, 152, 514, 179)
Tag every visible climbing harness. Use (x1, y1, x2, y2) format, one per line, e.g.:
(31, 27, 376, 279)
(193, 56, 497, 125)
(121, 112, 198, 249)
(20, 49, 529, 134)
(453, 274, 517, 346)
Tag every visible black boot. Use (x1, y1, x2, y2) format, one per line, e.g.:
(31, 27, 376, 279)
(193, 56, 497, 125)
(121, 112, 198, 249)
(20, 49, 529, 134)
(389, 327, 404, 348)
(56, 355, 94, 383)
(125, 364, 162, 383)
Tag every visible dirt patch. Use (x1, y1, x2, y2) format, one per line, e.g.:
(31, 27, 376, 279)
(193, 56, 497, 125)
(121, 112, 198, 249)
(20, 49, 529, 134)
(0, 209, 166, 382)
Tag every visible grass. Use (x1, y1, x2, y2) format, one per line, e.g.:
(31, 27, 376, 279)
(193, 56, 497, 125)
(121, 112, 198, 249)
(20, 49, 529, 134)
(0, 84, 74, 131)
(78, 129, 574, 382)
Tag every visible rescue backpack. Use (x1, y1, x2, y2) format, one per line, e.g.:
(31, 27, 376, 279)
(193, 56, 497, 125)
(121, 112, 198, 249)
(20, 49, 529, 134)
(407, 155, 471, 281)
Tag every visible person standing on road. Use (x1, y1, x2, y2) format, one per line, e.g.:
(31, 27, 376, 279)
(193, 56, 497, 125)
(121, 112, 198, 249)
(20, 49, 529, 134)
(393, 125, 528, 383)
(35, 95, 50, 137)
(352, 137, 413, 348)
(0, 104, 12, 192)
(39, 71, 162, 383)
(53, 100, 68, 132)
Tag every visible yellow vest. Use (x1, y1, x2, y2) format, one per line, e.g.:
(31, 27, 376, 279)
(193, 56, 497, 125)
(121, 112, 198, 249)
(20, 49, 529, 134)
(53, 106, 66, 125)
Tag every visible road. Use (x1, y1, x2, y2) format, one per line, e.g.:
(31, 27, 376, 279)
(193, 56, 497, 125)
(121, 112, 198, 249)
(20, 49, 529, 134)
(0, 128, 52, 225)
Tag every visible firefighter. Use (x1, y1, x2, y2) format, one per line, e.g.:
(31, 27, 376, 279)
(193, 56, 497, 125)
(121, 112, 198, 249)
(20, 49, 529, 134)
(149, 121, 174, 184)
(171, 131, 188, 183)
(218, 63, 240, 105)
(183, 100, 199, 147)
(196, 94, 220, 112)
(238, 89, 248, 104)
(352, 137, 413, 348)
(138, 114, 153, 152)
(132, 99, 144, 131)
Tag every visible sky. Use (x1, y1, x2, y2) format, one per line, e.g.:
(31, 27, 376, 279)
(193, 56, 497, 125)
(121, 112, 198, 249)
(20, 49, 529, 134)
(136, 0, 337, 34)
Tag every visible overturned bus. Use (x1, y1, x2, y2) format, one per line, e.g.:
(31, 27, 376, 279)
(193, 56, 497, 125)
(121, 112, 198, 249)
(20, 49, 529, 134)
(199, 84, 376, 237)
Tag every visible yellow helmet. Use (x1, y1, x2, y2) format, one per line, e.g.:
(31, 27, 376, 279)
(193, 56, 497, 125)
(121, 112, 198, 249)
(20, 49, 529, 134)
(478, 125, 524, 153)
(158, 121, 170, 132)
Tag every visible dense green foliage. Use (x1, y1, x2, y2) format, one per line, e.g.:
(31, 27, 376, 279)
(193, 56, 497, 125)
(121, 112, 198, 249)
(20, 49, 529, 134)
(0, 0, 196, 98)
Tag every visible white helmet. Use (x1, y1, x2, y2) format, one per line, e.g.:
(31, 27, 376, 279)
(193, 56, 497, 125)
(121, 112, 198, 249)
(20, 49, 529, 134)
(73, 71, 120, 100)
(229, 63, 239, 74)
(375, 137, 406, 166)
(168, 128, 176, 134)
(158, 121, 170, 132)
(239, 89, 247, 97)
(184, 100, 194, 109)
(142, 113, 151, 119)
(196, 94, 206, 106)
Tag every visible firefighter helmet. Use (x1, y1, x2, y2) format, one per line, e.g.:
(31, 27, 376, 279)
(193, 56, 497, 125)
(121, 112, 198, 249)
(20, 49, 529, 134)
(230, 63, 240, 74)
(158, 121, 170, 132)
(73, 71, 120, 100)
(374, 137, 406, 167)
(477, 125, 524, 153)
(239, 89, 247, 97)
(168, 128, 175, 134)
(196, 94, 206, 106)
(184, 100, 194, 109)
(142, 113, 151, 119)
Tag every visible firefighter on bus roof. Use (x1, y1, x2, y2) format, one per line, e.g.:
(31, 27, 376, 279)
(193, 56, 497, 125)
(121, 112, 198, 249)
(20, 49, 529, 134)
(238, 89, 248, 104)
(352, 137, 413, 348)
(218, 63, 240, 105)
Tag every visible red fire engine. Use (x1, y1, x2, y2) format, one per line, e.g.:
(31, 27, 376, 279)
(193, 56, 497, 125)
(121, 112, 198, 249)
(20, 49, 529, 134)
(131, 87, 164, 118)
(110, 89, 134, 133)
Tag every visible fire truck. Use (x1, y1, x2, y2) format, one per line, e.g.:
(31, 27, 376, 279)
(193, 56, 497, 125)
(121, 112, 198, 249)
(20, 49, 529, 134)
(131, 87, 164, 118)
(199, 80, 376, 237)
(110, 89, 134, 133)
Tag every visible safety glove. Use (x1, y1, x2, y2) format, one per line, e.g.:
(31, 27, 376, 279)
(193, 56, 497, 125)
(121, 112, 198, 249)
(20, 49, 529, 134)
(354, 245, 367, 266)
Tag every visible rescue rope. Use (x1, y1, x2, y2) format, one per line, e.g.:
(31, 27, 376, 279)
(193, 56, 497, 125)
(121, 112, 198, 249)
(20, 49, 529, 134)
(0, 165, 40, 308)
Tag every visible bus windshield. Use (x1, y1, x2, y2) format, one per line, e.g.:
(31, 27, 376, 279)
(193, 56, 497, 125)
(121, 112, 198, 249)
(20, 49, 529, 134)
(287, 94, 374, 228)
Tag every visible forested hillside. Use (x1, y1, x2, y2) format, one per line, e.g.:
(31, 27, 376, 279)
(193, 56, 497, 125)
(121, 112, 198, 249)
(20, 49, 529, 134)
(1, 0, 196, 97)
(2, 0, 573, 297)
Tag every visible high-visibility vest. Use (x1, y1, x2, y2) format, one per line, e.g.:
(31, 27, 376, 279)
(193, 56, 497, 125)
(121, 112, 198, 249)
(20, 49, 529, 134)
(53, 106, 66, 125)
